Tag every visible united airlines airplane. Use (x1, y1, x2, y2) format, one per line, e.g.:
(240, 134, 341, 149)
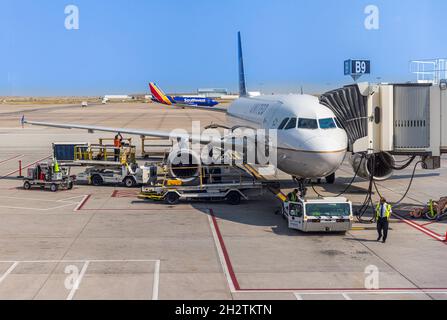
(25, 32, 348, 185)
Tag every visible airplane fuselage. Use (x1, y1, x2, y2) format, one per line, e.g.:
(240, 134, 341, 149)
(226, 94, 348, 178)
(171, 96, 219, 107)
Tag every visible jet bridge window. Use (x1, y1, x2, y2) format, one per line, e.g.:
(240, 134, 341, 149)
(298, 118, 318, 130)
(319, 118, 337, 129)
(284, 118, 297, 130)
(278, 118, 290, 130)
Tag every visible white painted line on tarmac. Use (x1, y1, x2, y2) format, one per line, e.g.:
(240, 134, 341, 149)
(0, 195, 89, 212)
(342, 293, 352, 300)
(66, 261, 90, 300)
(0, 196, 80, 203)
(152, 260, 160, 300)
(0, 261, 19, 284)
(294, 293, 303, 300)
(0, 155, 24, 166)
(0, 259, 160, 300)
(292, 290, 447, 296)
(0, 259, 159, 263)
(208, 214, 236, 293)
(59, 195, 88, 203)
(0, 155, 51, 179)
(74, 195, 91, 212)
(393, 213, 445, 242)
(0, 203, 79, 212)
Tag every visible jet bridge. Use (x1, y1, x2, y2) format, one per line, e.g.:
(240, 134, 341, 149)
(320, 82, 447, 172)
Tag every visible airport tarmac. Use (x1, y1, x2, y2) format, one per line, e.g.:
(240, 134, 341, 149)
(0, 102, 446, 300)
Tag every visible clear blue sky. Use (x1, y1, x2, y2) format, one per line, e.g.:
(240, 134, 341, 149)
(1, 0, 446, 96)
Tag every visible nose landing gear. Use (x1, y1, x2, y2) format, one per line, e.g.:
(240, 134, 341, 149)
(292, 177, 308, 198)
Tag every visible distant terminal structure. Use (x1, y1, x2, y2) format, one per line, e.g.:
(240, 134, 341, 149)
(197, 88, 228, 98)
(410, 58, 447, 85)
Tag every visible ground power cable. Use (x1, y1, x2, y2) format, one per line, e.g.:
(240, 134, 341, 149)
(311, 153, 366, 198)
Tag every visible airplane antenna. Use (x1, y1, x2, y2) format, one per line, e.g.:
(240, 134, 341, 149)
(238, 32, 247, 97)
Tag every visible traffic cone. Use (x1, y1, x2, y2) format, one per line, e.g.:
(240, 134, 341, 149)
(445, 230, 447, 242)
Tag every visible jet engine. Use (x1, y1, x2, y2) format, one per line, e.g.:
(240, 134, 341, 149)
(167, 149, 201, 183)
(350, 152, 395, 181)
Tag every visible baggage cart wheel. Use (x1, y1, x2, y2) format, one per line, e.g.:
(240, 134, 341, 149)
(124, 177, 136, 188)
(164, 192, 180, 205)
(91, 175, 103, 186)
(226, 191, 241, 205)
(23, 181, 31, 190)
(50, 183, 58, 192)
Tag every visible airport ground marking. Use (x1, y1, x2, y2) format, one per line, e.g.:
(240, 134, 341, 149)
(294, 293, 303, 300)
(293, 290, 447, 299)
(392, 213, 446, 243)
(66, 261, 90, 300)
(0, 259, 160, 263)
(74, 193, 196, 212)
(152, 260, 161, 300)
(208, 209, 239, 293)
(0, 203, 79, 212)
(342, 293, 352, 300)
(73, 194, 92, 211)
(0, 260, 160, 300)
(209, 208, 447, 295)
(0, 155, 51, 179)
(0, 195, 89, 212)
(0, 195, 85, 203)
(0, 155, 24, 166)
(111, 190, 139, 198)
(0, 262, 19, 285)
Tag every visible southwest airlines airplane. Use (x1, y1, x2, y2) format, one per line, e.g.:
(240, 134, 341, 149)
(25, 32, 348, 184)
(150, 82, 219, 107)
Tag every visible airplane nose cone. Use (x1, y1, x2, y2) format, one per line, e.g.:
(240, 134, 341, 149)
(278, 130, 347, 178)
(304, 131, 347, 153)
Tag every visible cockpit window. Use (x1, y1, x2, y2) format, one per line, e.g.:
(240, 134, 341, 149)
(298, 118, 318, 130)
(278, 118, 290, 130)
(319, 118, 337, 129)
(284, 118, 297, 130)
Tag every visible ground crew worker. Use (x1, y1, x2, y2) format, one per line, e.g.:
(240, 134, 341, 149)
(376, 197, 392, 243)
(287, 189, 300, 202)
(114, 133, 123, 162)
(53, 158, 60, 173)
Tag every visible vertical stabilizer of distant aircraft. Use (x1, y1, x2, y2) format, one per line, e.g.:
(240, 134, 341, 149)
(238, 31, 247, 97)
(149, 82, 173, 105)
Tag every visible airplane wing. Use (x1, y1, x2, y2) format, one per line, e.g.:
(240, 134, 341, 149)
(24, 120, 219, 145)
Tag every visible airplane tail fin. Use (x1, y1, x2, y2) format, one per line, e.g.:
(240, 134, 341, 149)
(149, 82, 173, 105)
(238, 32, 247, 97)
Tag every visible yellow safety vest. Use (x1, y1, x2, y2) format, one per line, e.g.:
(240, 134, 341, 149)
(54, 160, 60, 173)
(288, 193, 298, 202)
(376, 203, 392, 220)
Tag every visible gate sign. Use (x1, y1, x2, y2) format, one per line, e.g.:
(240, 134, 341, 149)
(344, 59, 371, 81)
